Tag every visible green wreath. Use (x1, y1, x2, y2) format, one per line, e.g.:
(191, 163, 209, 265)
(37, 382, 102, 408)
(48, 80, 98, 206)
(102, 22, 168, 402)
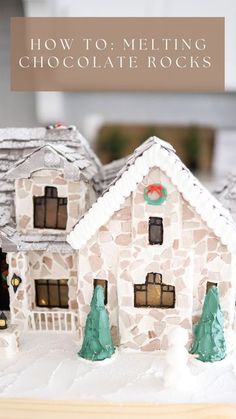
(144, 184, 167, 205)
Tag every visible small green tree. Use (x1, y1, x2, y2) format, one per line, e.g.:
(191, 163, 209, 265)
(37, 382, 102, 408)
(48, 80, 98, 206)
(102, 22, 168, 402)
(79, 285, 115, 361)
(190, 286, 226, 362)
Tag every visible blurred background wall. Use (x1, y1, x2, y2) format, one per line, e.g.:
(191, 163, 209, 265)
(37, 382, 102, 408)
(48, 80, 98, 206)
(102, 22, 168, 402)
(0, 0, 37, 125)
(1, 0, 236, 180)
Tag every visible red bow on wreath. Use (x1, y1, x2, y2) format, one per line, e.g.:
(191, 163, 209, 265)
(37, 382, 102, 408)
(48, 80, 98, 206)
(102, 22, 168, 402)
(147, 184, 165, 197)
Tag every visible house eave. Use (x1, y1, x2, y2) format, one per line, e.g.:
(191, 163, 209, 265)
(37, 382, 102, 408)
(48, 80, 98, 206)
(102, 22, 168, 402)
(67, 136, 236, 253)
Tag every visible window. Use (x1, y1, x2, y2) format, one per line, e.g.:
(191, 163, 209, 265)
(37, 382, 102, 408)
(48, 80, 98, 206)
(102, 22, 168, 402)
(149, 217, 163, 245)
(134, 273, 175, 308)
(93, 279, 108, 305)
(35, 279, 69, 308)
(34, 186, 67, 230)
(206, 281, 217, 294)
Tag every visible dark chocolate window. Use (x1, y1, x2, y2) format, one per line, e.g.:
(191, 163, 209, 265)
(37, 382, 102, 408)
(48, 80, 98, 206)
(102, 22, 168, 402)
(134, 273, 175, 308)
(35, 279, 69, 308)
(149, 217, 163, 245)
(34, 186, 67, 229)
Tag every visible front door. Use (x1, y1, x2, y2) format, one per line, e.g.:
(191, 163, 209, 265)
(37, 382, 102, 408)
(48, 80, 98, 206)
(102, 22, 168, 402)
(0, 249, 9, 310)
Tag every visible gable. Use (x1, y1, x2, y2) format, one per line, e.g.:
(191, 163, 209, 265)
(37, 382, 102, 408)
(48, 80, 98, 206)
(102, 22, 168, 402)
(5, 145, 90, 182)
(68, 137, 236, 252)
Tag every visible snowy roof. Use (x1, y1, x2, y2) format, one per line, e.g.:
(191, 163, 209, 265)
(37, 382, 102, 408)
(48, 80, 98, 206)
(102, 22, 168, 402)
(5, 144, 102, 189)
(0, 127, 103, 252)
(0, 127, 102, 172)
(0, 226, 72, 253)
(214, 172, 236, 223)
(68, 136, 236, 251)
(103, 157, 128, 190)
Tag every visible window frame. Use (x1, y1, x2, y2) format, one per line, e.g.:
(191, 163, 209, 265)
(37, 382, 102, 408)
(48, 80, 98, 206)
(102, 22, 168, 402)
(148, 217, 163, 245)
(134, 273, 175, 309)
(34, 186, 68, 230)
(35, 279, 69, 309)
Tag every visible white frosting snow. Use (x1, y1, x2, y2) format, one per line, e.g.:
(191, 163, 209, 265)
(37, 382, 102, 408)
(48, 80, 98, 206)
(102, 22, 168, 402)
(0, 332, 236, 403)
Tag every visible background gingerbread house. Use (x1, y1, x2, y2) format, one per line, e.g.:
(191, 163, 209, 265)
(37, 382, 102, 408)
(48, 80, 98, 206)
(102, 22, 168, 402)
(0, 127, 103, 335)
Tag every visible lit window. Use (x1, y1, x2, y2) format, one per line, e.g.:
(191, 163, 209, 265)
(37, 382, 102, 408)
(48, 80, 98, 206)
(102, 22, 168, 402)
(35, 279, 69, 308)
(134, 273, 175, 308)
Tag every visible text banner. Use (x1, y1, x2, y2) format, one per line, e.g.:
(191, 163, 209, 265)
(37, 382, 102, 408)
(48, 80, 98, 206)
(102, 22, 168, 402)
(11, 17, 225, 91)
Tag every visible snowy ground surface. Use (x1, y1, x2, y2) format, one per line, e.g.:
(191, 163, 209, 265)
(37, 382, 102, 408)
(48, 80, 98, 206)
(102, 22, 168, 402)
(0, 332, 236, 403)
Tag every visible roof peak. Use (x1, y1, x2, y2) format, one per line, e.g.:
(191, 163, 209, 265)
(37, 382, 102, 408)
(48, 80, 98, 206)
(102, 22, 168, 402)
(68, 136, 236, 252)
(151, 136, 176, 152)
(133, 136, 176, 157)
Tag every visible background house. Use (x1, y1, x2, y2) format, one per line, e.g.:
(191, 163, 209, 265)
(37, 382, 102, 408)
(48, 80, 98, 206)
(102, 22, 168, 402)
(0, 127, 103, 332)
(1, 0, 236, 183)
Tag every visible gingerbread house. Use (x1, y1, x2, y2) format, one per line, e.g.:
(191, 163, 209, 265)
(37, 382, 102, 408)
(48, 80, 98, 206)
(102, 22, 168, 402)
(1, 130, 236, 352)
(0, 126, 103, 336)
(68, 137, 236, 351)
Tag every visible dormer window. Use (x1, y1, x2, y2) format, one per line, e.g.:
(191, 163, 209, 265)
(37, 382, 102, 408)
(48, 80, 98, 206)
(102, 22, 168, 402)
(34, 186, 67, 230)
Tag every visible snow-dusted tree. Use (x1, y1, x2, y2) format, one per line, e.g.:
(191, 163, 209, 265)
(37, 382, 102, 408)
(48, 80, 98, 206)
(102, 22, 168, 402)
(79, 285, 115, 361)
(164, 326, 193, 390)
(190, 286, 226, 362)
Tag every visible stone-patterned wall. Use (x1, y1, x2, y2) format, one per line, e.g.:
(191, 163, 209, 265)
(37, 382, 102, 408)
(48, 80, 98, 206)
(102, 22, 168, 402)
(182, 205, 234, 328)
(78, 226, 119, 344)
(15, 169, 96, 234)
(116, 168, 193, 351)
(28, 251, 78, 311)
(77, 166, 234, 351)
(8, 250, 78, 331)
(7, 252, 31, 330)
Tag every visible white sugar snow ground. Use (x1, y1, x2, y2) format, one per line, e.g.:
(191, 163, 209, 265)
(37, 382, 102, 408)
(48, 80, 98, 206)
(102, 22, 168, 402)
(0, 332, 236, 403)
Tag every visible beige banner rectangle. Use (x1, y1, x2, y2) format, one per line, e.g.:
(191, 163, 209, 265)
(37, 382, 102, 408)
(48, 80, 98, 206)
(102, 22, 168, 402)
(11, 17, 224, 92)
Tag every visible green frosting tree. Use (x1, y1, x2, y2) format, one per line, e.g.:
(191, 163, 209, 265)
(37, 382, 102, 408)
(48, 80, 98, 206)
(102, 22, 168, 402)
(190, 286, 226, 362)
(79, 285, 115, 361)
